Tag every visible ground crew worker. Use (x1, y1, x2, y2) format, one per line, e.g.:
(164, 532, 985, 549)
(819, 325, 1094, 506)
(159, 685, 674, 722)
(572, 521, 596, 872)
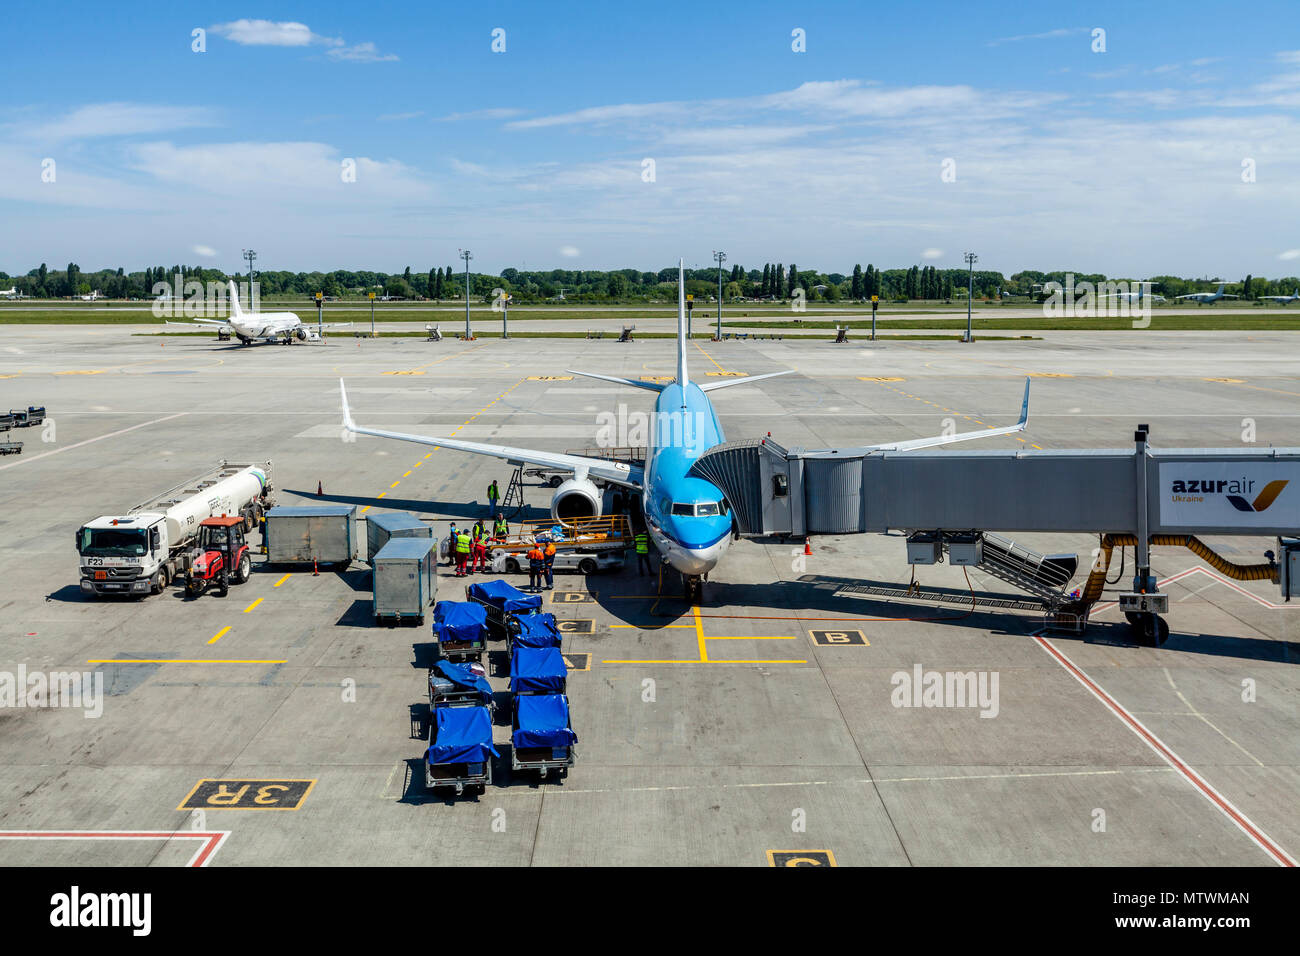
(543, 540, 557, 590)
(635, 529, 653, 576)
(487, 479, 500, 518)
(472, 530, 489, 573)
(455, 528, 472, 576)
(471, 518, 486, 540)
(446, 522, 458, 566)
(527, 543, 545, 592)
(493, 515, 509, 540)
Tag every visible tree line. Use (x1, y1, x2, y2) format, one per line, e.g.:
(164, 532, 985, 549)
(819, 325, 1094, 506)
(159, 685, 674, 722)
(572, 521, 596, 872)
(3, 261, 1298, 304)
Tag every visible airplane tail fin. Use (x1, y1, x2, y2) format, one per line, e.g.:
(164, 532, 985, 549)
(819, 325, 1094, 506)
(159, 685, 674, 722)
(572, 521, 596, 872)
(676, 258, 688, 388)
(228, 280, 244, 319)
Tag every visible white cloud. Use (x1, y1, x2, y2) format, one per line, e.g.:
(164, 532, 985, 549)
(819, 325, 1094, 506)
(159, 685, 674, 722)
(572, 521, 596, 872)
(1280, 249, 1300, 260)
(921, 248, 943, 260)
(210, 19, 340, 47)
(19, 102, 218, 143)
(192, 244, 217, 257)
(327, 42, 398, 63)
(986, 27, 1087, 47)
(435, 108, 526, 122)
(559, 246, 580, 258)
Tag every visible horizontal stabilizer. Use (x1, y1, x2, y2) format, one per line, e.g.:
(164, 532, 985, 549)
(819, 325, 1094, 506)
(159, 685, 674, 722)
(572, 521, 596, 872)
(698, 370, 795, 392)
(566, 370, 667, 392)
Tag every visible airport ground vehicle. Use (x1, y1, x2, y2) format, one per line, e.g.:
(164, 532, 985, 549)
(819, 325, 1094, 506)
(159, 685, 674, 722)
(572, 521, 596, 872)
(77, 461, 273, 598)
(183, 516, 252, 598)
(486, 515, 630, 577)
(424, 705, 497, 796)
(372, 537, 436, 625)
(264, 504, 357, 568)
(465, 580, 543, 638)
(433, 600, 488, 663)
(491, 547, 623, 577)
(427, 659, 494, 713)
(508, 646, 567, 696)
(8, 406, 45, 427)
(0, 412, 20, 456)
(511, 693, 577, 778)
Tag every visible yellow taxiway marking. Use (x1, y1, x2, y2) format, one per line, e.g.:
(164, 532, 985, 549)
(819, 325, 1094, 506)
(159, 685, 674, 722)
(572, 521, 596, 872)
(707, 635, 799, 640)
(694, 605, 709, 662)
(377, 492, 387, 499)
(611, 624, 693, 628)
(207, 627, 231, 645)
(1205, 378, 1300, 399)
(273, 573, 292, 587)
(54, 369, 104, 375)
(361, 506, 371, 513)
(244, 598, 263, 613)
(390, 480, 400, 488)
(601, 608, 804, 664)
(412, 461, 422, 468)
(402, 470, 412, 478)
(424, 453, 432, 459)
(88, 659, 287, 664)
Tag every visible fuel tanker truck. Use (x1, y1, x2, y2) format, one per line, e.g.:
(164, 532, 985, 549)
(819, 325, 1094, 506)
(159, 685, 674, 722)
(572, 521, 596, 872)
(77, 460, 274, 598)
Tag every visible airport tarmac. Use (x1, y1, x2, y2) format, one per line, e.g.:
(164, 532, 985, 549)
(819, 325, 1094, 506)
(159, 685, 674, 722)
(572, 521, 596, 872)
(0, 325, 1297, 866)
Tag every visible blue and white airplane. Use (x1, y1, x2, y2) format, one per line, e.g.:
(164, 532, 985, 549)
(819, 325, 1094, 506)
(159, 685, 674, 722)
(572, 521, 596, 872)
(339, 261, 1030, 593)
(1260, 288, 1300, 306)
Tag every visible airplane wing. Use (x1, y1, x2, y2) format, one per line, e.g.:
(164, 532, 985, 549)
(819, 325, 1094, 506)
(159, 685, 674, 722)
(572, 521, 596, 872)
(566, 370, 666, 392)
(699, 370, 795, 392)
(861, 379, 1031, 452)
(340, 379, 643, 489)
(164, 318, 230, 328)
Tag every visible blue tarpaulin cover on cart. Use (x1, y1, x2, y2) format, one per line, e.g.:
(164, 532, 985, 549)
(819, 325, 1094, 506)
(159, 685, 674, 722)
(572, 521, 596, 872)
(433, 601, 486, 643)
(509, 646, 567, 694)
(467, 579, 542, 614)
(433, 660, 494, 702)
(427, 706, 499, 764)
(511, 612, 562, 648)
(513, 694, 577, 748)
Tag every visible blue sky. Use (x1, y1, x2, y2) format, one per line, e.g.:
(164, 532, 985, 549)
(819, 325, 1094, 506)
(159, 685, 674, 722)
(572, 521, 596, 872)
(3, 0, 1299, 277)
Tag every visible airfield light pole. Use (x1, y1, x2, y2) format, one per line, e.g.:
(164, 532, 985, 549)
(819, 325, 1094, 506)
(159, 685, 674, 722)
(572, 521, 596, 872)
(242, 249, 257, 309)
(369, 291, 375, 337)
(460, 249, 472, 340)
(963, 251, 977, 343)
(713, 250, 726, 341)
(502, 293, 512, 340)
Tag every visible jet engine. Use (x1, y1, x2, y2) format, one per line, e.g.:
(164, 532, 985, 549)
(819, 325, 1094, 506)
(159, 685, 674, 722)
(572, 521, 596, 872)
(551, 477, 603, 525)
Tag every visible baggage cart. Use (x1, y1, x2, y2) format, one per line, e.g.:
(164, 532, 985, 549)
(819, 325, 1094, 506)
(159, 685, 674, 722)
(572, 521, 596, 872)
(424, 705, 498, 795)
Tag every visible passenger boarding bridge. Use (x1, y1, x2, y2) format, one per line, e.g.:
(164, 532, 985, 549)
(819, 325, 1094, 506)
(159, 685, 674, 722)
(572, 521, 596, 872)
(689, 426, 1300, 643)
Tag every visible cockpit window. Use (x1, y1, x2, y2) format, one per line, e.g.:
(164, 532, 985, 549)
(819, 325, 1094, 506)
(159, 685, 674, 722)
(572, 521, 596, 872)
(696, 502, 720, 517)
(671, 503, 695, 516)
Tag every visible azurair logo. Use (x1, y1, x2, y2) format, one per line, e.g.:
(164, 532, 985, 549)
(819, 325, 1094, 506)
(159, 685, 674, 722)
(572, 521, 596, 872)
(1170, 477, 1289, 512)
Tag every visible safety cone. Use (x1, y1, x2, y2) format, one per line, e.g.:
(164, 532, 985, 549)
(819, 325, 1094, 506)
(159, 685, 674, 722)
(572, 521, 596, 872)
(313, 559, 319, 577)
(316, 480, 323, 496)
(804, 538, 812, 556)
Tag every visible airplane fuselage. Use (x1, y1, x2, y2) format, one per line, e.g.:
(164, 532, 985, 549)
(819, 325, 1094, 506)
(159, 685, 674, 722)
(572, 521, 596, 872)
(642, 381, 732, 578)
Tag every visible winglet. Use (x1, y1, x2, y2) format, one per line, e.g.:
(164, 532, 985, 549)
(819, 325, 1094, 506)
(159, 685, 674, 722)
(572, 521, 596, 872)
(340, 378, 356, 432)
(1018, 376, 1030, 428)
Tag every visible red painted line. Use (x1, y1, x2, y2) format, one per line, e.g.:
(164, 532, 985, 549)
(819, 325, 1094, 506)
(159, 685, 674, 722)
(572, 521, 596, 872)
(1030, 635, 1295, 867)
(0, 830, 229, 867)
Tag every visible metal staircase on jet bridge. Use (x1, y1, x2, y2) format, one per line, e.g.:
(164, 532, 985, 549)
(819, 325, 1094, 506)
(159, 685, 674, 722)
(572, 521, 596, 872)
(955, 533, 1077, 605)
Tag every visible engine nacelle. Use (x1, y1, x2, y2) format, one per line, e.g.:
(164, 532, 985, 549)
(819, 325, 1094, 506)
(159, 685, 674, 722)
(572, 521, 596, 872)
(551, 477, 603, 525)
(296, 327, 310, 341)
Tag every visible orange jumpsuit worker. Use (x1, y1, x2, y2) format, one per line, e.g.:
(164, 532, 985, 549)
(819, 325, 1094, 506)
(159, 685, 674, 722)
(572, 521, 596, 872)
(542, 541, 557, 590)
(527, 544, 545, 592)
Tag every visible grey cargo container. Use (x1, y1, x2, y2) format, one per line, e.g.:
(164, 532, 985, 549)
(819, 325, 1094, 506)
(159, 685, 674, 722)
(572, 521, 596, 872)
(265, 505, 358, 567)
(372, 537, 437, 625)
(366, 511, 432, 563)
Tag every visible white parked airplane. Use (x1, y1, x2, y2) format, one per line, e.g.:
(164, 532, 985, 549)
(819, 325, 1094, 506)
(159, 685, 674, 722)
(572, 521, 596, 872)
(1175, 282, 1237, 306)
(0, 286, 20, 299)
(339, 261, 1031, 595)
(1260, 288, 1300, 306)
(168, 281, 347, 344)
(1099, 285, 1166, 305)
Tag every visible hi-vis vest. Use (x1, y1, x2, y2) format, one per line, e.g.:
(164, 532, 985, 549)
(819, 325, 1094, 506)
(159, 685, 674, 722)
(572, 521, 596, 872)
(488, 483, 499, 501)
(456, 533, 471, 553)
(494, 518, 508, 536)
(635, 533, 649, 554)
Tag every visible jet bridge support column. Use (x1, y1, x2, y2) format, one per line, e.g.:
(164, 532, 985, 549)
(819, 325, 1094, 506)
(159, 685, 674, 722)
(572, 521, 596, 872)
(1124, 424, 1168, 643)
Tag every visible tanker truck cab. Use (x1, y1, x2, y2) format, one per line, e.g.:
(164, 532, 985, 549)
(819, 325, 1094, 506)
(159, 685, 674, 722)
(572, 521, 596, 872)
(77, 514, 173, 597)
